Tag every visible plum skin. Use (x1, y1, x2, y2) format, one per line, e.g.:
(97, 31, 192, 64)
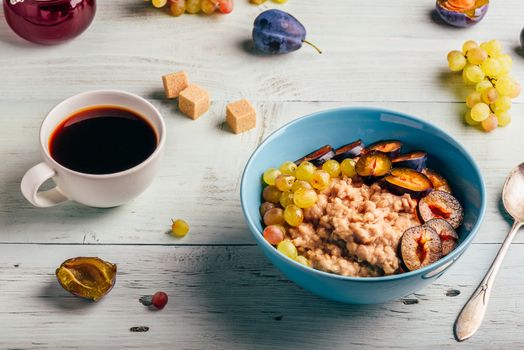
(435, 2, 489, 28)
(252, 9, 306, 54)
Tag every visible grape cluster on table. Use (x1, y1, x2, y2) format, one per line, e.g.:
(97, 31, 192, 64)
(447, 40, 520, 132)
(147, 0, 233, 16)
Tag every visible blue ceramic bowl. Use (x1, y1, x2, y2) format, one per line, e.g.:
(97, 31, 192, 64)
(240, 107, 486, 304)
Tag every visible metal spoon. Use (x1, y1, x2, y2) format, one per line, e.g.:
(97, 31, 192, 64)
(454, 163, 524, 341)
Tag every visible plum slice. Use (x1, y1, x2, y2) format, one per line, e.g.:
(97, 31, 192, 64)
(424, 218, 459, 256)
(418, 190, 464, 229)
(400, 225, 442, 271)
(355, 151, 392, 179)
(332, 139, 365, 161)
(367, 140, 403, 158)
(392, 151, 428, 172)
(295, 145, 334, 166)
(422, 168, 452, 193)
(385, 168, 433, 199)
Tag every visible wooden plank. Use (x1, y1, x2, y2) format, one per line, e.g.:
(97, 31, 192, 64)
(0, 1, 523, 103)
(0, 244, 522, 349)
(1, 100, 522, 245)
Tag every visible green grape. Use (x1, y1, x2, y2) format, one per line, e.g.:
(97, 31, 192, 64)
(322, 159, 341, 178)
(340, 158, 357, 178)
(508, 82, 521, 99)
(272, 0, 288, 3)
(284, 204, 304, 227)
(185, 0, 200, 13)
(250, 0, 266, 3)
(447, 50, 466, 72)
(263, 208, 285, 226)
(170, 0, 186, 15)
(152, 0, 168, 7)
(293, 188, 318, 209)
(171, 219, 190, 237)
(492, 95, 511, 112)
(495, 111, 511, 127)
(481, 58, 501, 77)
(200, 0, 216, 14)
(482, 40, 502, 57)
(295, 161, 316, 182)
(291, 180, 312, 192)
(466, 48, 487, 65)
(277, 239, 298, 259)
(480, 114, 498, 132)
(462, 40, 478, 55)
(466, 91, 482, 108)
(463, 65, 485, 83)
(495, 76, 516, 96)
(279, 191, 294, 208)
(497, 54, 512, 76)
(279, 161, 297, 176)
(263, 168, 281, 186)
(295, 255, 310, 267)
(475, 80, 492, 93)
(464, 110, 479, 126)
(262, 185, 282, 204)
(481, 87, 498, 105)
(470, 103, 490, 122)
(311, 170, 331, 191)
(275, 174, 295, 192)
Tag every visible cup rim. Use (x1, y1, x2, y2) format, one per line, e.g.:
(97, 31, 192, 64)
(240, 106, 487, 283)
(39, 89, 166, 179)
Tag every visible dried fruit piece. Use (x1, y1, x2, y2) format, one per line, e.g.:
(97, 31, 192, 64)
(56, 257, 116, 301)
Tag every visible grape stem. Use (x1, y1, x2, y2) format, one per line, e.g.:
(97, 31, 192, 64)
(302, 40, 322, 54)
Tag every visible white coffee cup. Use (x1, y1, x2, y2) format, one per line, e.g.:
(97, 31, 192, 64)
(21, 90, 166, 208)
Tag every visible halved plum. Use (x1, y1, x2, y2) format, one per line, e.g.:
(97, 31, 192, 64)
(295, 145, 334, 166)
(392, 151, 428, 172)
(400, 225, 442, 271)
(422, 168, 452, 193)
(367, 140, 403, 158)
(332, 139, 365, 161)
(355, 151, 392, 179)
(418, 190, 464, 229)
(384, 168, 433, 199)
(424, 218, 459, 256)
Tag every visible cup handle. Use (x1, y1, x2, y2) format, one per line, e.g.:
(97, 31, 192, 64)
(21, 162, 69, 208)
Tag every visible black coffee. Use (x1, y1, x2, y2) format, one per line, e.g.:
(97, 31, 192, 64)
(49, 106, 157, 175)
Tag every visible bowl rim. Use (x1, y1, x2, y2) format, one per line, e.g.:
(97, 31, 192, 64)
(240, 106, 487, 283)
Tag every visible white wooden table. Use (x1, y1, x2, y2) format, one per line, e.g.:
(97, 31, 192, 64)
(1, 0, 524, 348)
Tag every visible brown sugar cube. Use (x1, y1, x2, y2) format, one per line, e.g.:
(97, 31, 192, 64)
(162, 71, 189, 99)
(226, 99, 256, 134)
(178, 84, 210, 120)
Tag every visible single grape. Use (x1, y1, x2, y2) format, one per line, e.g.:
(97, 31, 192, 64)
(250, 0, 266, 3)
(263, 168, 281, 186)
(340, 158, 357, 178)
(169, 0, 185, 15)
(495, 111, 511, 126)
(262, 185, 282, 203)
(152, 0, 167, 7)
(481, 58, 501, 77)
(475, 80, 492, 93)
(273, 0, 288, 3)
(481, 114, 498, 132)
(509, 82, 521, 98)
(275, 174, 295, 192)
(447, 50, 466, 72)
(470, 103, 490, 122)
(260, 202, 276, 216)
(295, 161, 316, 182)
(293, 188, 318, 209)
(497, 54, 512, 76)
(284, 204, 304, 227)
(152, 291, 168, 310)
(482, 40, 502, 57)
(277, 239, 298, 259)
(294, 255, 310, 267)
(263, 207, 285, 226)
(263, 225, 285, 245)
(466, 47, 487, 65)
(185, 0, 201, 13)
(463, 65, 485, 83)
(200, 0, 217, 14)
(495, 76, 516, 96)
(481, 87, 498, 105)
(322, 159, 341, 178)
(311, 170, 331, 191)
(279, 161, 297, 176)
(492, 95, 512, 112)
(171, 219, 190, 237)
(466, 91, 482, 108)
(279, 191, 294, 208)
(462, 40, 478, 55)
(464, 110, 479, 126)
(217, 0, 233, 13)
(291, 180, 312, 192)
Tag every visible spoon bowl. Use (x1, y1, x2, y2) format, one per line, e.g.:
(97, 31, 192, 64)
(502, 163, 524, 221)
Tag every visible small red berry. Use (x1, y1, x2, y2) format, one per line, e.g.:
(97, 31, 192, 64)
(152, 291, 168, 310)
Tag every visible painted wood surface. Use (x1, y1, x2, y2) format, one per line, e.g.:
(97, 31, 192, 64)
(1, 0, 524, 348)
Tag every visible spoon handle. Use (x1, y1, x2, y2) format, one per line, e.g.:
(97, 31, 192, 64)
(454, 220, 523, 342)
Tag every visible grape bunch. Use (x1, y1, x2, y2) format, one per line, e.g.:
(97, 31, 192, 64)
(250, 0, 288, 4)
(447, 40, 520, 132)
(148, 0, 233, 16)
